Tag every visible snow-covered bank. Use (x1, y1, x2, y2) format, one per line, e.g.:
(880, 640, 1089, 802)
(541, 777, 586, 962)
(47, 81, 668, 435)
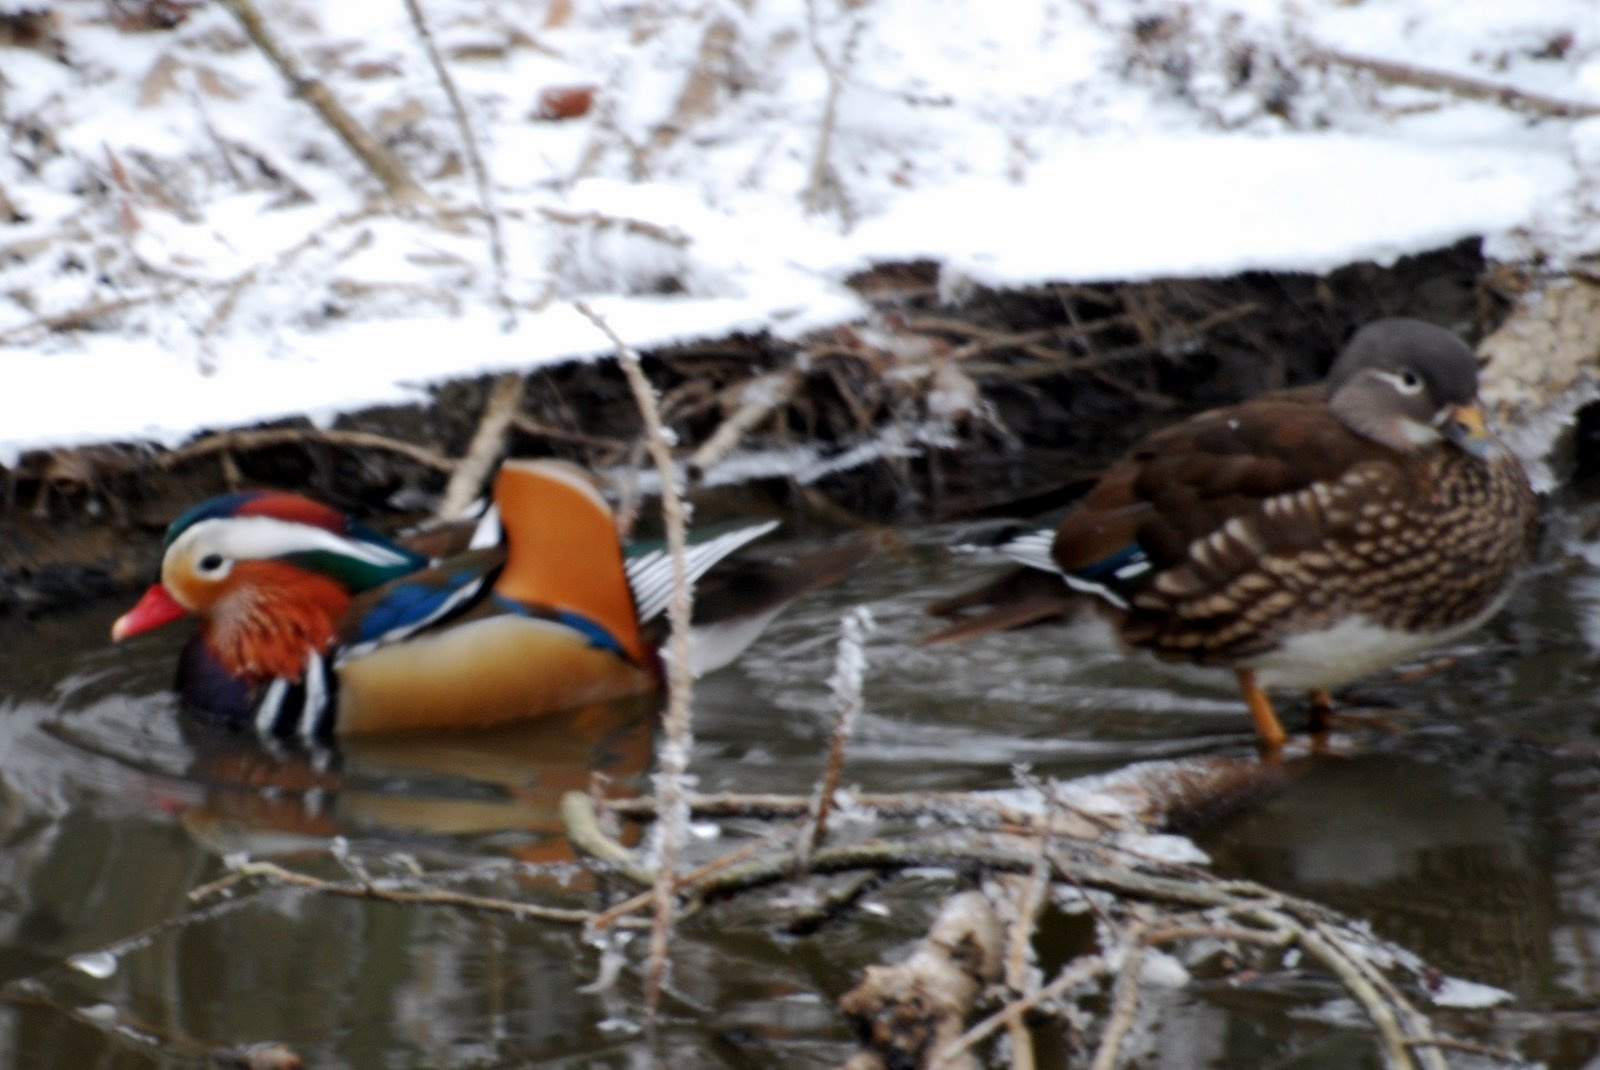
(3, 0, 1598, 465)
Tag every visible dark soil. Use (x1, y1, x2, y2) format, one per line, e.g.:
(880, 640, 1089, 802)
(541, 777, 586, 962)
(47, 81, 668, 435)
(0, 237, 1510, 619)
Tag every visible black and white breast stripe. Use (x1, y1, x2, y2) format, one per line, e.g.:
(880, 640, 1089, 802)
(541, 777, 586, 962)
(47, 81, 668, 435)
(252, 651, 339, 742)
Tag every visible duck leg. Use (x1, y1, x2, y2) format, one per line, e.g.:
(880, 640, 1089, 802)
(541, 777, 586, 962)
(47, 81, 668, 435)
(1235, 668, 1287, 751)
(1307, 688, 1335, 735)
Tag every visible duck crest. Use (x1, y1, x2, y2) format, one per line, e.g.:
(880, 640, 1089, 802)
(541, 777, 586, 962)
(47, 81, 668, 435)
(167, 491, 346, 544)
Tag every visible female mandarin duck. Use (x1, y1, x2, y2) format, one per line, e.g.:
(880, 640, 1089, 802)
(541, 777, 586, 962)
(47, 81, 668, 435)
(927, 319, 1539, 749)
(112, 459, 857, 740)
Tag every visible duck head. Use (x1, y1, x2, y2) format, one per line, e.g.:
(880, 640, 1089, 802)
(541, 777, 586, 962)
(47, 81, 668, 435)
(1325, 318, 1496, 458)
(112, 491, 426, 683)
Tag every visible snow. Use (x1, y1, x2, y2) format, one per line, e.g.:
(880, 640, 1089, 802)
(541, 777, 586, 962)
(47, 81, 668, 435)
(3, 0, 1599, 465)
(1140, 948, 1191, 988)
(1430, 975, 1514, 1008)
(847, 136, 1562, 286)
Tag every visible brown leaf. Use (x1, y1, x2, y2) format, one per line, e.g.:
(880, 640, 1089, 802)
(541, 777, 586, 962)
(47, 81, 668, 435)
(534, 84, 597, 121)
(543, 0, 575, 29)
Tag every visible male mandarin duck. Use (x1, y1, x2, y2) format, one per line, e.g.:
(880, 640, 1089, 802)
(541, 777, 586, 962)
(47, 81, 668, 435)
(926, 318, 1540, 749)
(112, 459, 869, 740)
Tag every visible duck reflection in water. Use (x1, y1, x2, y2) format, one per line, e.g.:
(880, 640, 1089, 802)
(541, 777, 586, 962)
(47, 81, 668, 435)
(175, 693, 657, 867)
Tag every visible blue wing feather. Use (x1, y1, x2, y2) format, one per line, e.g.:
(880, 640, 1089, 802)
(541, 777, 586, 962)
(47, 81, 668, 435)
(1000, 528, 1149, 610)
(348, 568, 491, 647)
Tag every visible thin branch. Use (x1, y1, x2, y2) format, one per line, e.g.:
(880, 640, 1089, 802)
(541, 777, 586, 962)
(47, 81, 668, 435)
(1088, 919, 1149, 1070)
(1001, 854, 1052, 1070)
(698, 836, 1242, 908)
(560, 790, 659, 888)
(1318, 47, 1600, 120)
(0, 178, 21, 223)
(1403, 1036, 1528, 1061)
(216, 0, 431, 205)
(194, 858, 621, 927)
(403, 0, 513, 326)
(932, 954, 1112, 1068)
(0, 285, 192, 344)
(586, 815, 806, 932)
(1221, 902, 1433, 1070)
(537, 205, 692, 247)
(1295, 920, 1420, 1070)
(801, 0, 864, 223)
(511, 412, 631, 454)
(156, 427, 454, 473)
(685, 368, 803, 478)
(574, 299, 696, 1021)
(1308, 918, 1448, 1070)
(643, 18, 737, 169)
(802, 607, 874, 863)
(435, 372, 524, 520)
(605, 788, 1104, 839)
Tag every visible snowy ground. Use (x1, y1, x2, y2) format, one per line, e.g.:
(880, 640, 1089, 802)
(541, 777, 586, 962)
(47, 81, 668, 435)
(2, 0, 1597, 465)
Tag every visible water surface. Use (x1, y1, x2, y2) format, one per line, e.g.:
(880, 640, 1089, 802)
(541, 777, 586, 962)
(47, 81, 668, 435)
(4, 515, 1600, 1068)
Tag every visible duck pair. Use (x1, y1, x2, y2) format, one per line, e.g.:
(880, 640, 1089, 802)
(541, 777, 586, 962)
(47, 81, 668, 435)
(114, 318, 1539, 749)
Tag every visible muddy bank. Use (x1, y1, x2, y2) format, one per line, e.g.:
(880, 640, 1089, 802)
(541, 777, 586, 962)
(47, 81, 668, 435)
(0, 238, 1529, 617)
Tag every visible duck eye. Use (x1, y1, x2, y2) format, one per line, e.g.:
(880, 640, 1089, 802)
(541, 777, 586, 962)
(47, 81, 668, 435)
(1397, 368, 1422, 392)
(198, 553, 226, 573)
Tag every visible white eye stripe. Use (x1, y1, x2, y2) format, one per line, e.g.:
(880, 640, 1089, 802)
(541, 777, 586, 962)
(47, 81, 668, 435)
(1372, 369, 1424, 396)
(171, 517, 415, 570)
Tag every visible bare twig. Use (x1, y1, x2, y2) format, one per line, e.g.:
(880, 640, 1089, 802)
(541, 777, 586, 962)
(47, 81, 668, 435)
(586, 814, 806, 932)
(686, 368, 803, 478)
(0, 178, 21, 223)
(560, 790, 659, 887)
(802, 607, 875, 863)
(574, 299, 695, 1021)
(157, 427, 454, 473)
(1294, 919, 1421, 1070)
(1339, 941, 1450, 1069)
(1404, 1036, 1528, 1061)
(697, 835, 1226, 907)
(216, 0, 431, 204)
(932, 954, 1112, 1068)
(436, 372, 524, 520)
(1318, 47, 1600, 120)
(801, 0, 865, 222)
(537, 206, 692, 247)
(605, 788, 1103, 839)
(1000, 854, 1051, 1070)
(402, 0, 513, 326)
(511, 412, 631, 454)
(0, 285, 192, 344)
(1088, 919, 1149, 1070)
(194, 858, 621, 927)
(644, 18, 737, 167)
